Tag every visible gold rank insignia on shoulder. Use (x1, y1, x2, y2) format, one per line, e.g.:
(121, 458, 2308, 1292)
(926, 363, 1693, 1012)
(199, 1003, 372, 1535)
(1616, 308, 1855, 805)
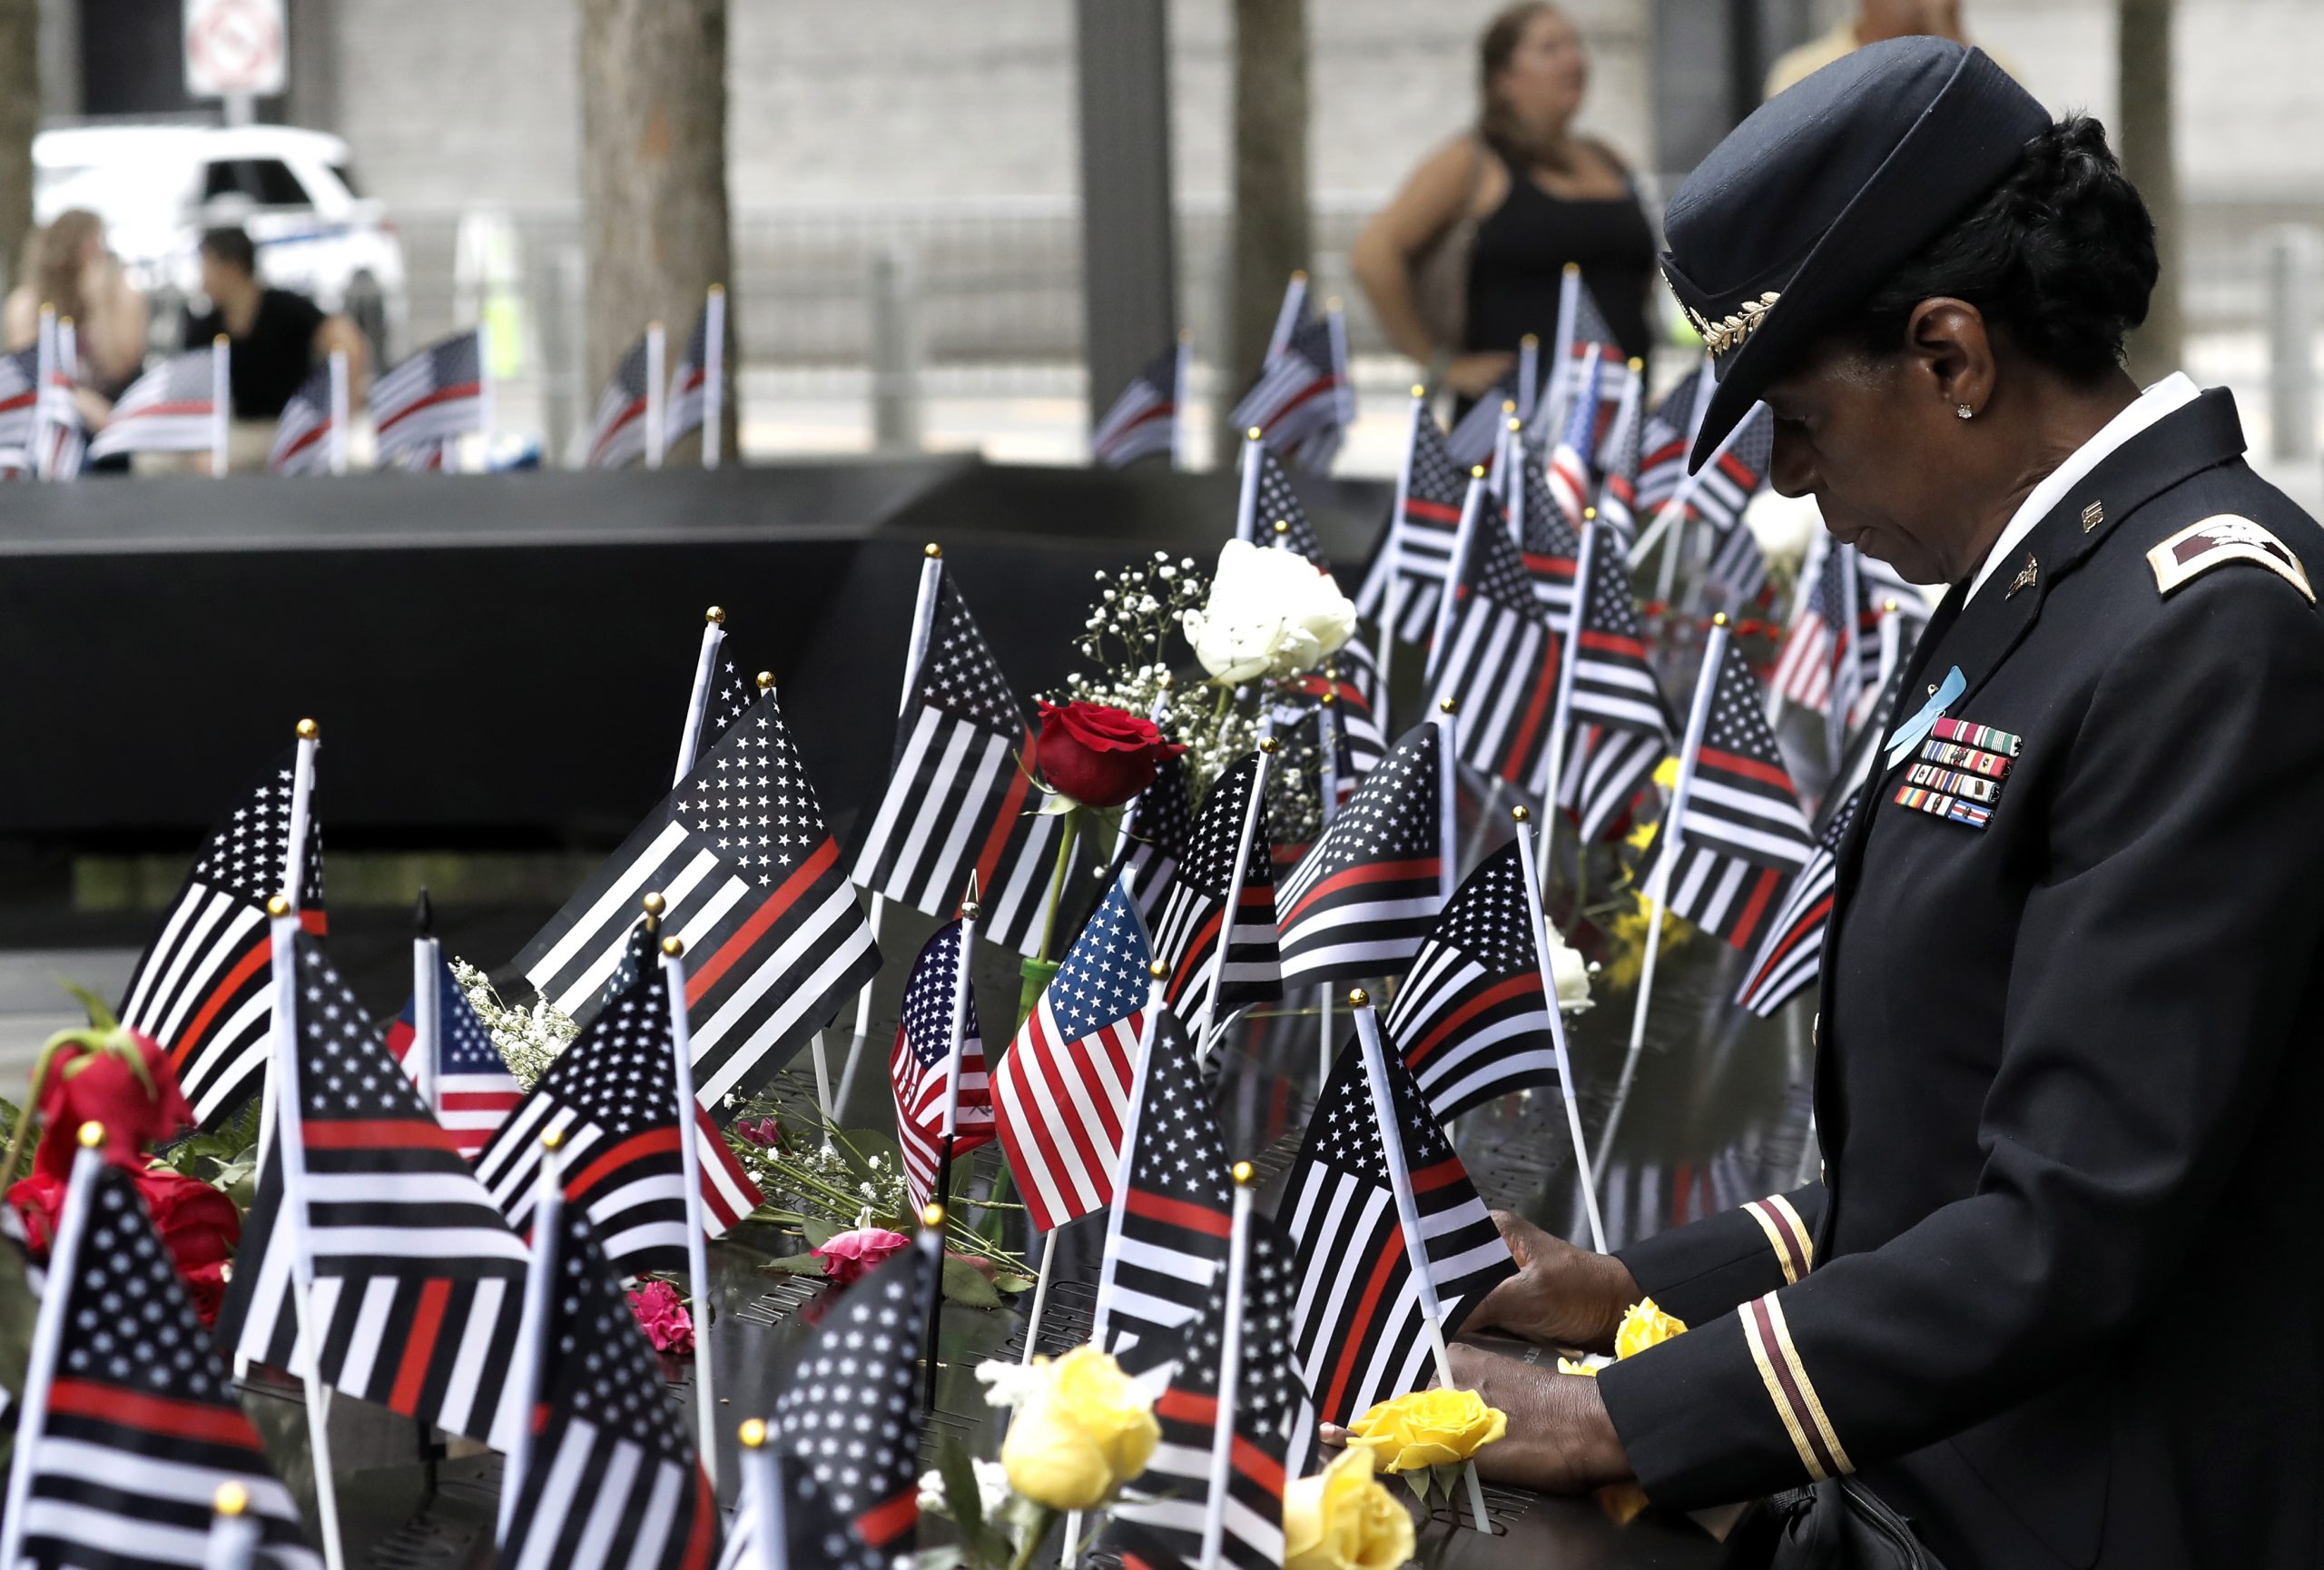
(2082, 500, 2104, 532)
(2006, 553, 2040, 598)
(2147, 514, 2316, 604)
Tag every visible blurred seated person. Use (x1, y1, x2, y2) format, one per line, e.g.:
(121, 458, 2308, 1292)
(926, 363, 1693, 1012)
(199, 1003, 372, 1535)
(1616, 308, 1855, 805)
(1765, 0, 1999, 98)
(183, 226, 369, 420)
(5, 209, 152, 430)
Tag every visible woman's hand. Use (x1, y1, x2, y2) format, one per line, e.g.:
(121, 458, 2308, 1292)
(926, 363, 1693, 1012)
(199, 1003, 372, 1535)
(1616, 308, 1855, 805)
(1446, 1344, 1632, 1492)
(1316, 1346, 1634, 1496)
(1462, 1209, 1638, 1353)
(1442, 351, 1518, 399)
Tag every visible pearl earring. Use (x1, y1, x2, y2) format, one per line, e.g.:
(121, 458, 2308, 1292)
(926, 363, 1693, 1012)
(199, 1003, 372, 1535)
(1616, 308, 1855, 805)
(1956, 403, 1974, 420)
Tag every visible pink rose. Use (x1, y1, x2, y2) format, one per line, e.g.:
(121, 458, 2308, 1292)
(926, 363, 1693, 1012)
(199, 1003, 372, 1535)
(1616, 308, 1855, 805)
(626, 1279, 695, 1354)
(812, 1226, 911, 1287)
(734, 1116, 782, 1149)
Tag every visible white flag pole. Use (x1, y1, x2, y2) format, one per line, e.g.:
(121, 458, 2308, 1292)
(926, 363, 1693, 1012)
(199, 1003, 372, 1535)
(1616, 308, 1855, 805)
(1597, 358, 1644, 516)
(1197, 737, 1274, 1047)
(202, 1482, 263, 1570)
(497, 1131, 566, 1546)
(1324, 298, 1354, 437)
(645, 320, 667, 470)
(266, 901, 350, 1570)
(671, 606, 729, 787)
(1349, 999, 1491, 1532)
(1169, 330, 1194, 473)
(1375, 386, 1427, 728)
(1536, 264, 1582, 445)
(1490, 405, 1516, 506)
(1265, 272, 1306, 361)
(1596, 615, 1728, 1188)
(411, 892, 440, 1121)
(210, 335, 231, 477)
(703, 284, 726, 470)
(1429, 699, 1460, 904)
(1501, 415, 1526, 543)
(738, 1419, 786, 1570)
(658, 940, 721, 1487)
(257, 719, 321, 1176)
(858, 545, 950, 1039)
(1514, 332, 1541, 425)
(1195, 1166, 1259, 1570)
(1090, 960, 1168, 1352)
(475, 319, 494, 469)
(1535, 515, 1600, 861)
(1509, 809, 1607, 1251)
(0, 1131, 103, 1568)
(1233, 426, 1264, 543)
(931, 878, 982, 1212)
(1426, 472, 1490, 685)
(1314, 689, 1343, 1099)
(33, 302, 54, 479)
(327, 349, 350, 475)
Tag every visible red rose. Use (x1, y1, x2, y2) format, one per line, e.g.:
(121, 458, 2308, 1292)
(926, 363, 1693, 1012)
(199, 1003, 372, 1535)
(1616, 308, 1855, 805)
(28, 1032, 192, 1181)
(181, 1261, 230, 1328)
(137, 1166, 240, 1277)
(8, 1165, 241, 1325)
(1034, 702, 1184, 809)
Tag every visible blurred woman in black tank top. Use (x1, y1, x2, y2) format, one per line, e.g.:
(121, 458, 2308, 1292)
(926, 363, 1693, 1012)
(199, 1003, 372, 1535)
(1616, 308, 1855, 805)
(1354, 3, 1658, 407)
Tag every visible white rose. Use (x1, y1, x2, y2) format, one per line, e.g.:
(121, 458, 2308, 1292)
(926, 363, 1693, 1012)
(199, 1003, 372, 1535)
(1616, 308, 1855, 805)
(1179, 538, 1355, 685)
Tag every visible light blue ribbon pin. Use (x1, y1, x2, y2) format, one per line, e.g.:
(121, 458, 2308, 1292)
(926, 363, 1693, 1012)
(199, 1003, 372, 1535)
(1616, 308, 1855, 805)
(1885, 666, 1967, 772)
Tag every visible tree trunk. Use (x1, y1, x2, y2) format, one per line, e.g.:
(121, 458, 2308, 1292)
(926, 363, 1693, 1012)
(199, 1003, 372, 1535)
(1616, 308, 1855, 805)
(1226, 0, 1311, 439)
(576, 0, 737, 463)
(2117, 0, 2181, 384)
(0, 0, 37, 300)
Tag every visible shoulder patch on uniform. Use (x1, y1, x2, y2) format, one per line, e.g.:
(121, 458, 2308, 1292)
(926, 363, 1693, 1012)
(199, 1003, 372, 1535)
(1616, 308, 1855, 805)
(2147, 515, 2315, 604)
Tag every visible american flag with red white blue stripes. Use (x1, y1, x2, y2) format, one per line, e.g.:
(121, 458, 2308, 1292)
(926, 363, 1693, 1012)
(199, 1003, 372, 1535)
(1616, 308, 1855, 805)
(890, 919, 992, 1210)
(993, 881, 1154, 1231)
(386, 948, 525, 1157)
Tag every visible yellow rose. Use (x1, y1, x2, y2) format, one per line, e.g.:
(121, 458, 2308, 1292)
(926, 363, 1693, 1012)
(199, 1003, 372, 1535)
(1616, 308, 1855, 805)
(1555, 1357, 1600, 1377)
(999, 1346, 1159, 1510)
(1285, 1447, 1416, 1570)
(1343, 1387, 1508, 1474)
(1613, 1298, 1688, 1360)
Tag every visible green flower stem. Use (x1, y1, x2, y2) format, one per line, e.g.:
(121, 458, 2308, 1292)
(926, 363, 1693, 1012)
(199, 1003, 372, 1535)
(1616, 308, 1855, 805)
(1034, 808, 1084, 965)
(1009, 1506, 1061, 1570)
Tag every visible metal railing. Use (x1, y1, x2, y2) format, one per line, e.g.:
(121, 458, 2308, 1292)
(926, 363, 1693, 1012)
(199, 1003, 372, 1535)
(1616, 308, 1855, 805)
(384, 189, 2323, 469)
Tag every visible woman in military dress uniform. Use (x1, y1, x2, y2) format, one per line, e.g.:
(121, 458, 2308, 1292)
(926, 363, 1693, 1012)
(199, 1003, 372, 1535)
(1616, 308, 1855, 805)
(1399, 37, 2324, 1570)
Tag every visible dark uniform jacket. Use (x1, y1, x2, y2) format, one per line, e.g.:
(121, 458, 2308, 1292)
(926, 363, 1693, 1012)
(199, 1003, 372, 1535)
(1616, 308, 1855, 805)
(1595, 390, 2324, 1569)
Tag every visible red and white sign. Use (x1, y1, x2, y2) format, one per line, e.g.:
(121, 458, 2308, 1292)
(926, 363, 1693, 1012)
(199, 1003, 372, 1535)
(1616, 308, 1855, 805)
(184, 0, 287, 99)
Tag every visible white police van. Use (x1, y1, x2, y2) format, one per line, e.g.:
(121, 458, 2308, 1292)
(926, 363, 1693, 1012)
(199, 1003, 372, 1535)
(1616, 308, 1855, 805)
(33, 123, 408, 361)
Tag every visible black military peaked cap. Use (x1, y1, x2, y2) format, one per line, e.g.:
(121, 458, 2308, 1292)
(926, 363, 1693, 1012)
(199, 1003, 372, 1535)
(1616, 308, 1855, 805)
(1663, 36, 2052, 469)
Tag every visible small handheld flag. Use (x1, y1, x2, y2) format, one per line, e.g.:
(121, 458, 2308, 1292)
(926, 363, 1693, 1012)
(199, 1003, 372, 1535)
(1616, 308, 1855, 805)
(992, 880, 1155, 1231)
(1277, 1001, 1514, 1426)
(0, 1147, 320, 1570)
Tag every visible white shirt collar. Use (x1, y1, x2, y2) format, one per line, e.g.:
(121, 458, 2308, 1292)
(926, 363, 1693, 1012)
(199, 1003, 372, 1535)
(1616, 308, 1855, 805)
(1964, 372, 2202, 603)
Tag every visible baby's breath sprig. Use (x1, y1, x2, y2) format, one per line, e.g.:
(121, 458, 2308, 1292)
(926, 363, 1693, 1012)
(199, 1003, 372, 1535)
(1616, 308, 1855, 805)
(449, 957, 576, 1089)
